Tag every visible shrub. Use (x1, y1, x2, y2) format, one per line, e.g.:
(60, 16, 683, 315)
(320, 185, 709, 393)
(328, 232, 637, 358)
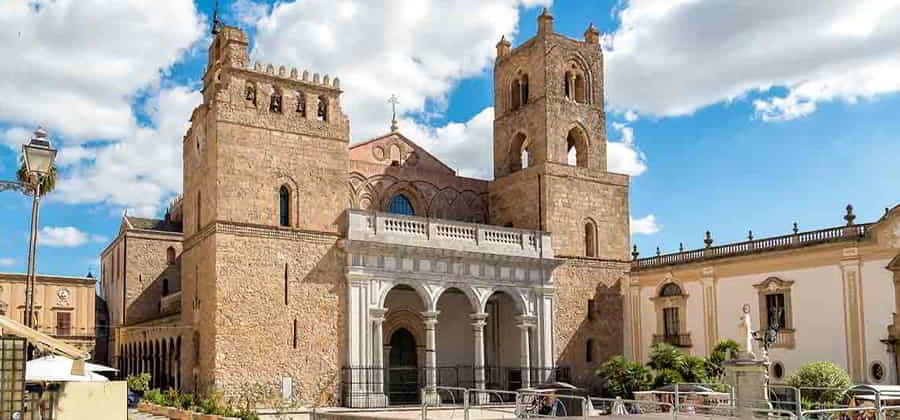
(596, 356, 652, 398)
(786, 361, 851, 408)
(707, 339, 740, 379)
(682, 355, 711, 384)
(142, 389, 164, 405)
(127, 373, 151, 393)
(653, 368, 685, 388)
(647, 343, 686, 373)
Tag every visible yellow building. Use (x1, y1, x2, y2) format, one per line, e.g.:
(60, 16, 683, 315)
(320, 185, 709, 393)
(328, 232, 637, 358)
(0, 272, 96, 355)
(626, 205, 900, 385)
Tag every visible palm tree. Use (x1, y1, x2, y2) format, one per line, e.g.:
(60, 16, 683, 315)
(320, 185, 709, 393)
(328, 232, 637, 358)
(16, 159, 56, 196)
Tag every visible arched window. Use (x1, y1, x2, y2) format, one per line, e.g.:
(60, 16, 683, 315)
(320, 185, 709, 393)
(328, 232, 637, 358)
(245, 83, 256, 106)
(388, 194, 415, 216)
(295, 91, 306, 116)
(316, 96, 328, 121)
(660, 283, 683, 297)
(520, 74, 529, 105)
(166, 247, 176, 265)
(574, 74, 586, 103)
(509, 133, 529, 173)
(511, 79, 521, 111)
(566, 127, 588, 167)
(270, 91, 282, 113)
(279, 185, 291, 227)
(584, 221, 596, 257)
(585, 338, 595, 362)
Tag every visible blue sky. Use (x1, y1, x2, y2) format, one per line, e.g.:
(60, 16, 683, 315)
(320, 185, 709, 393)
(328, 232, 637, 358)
(0, 0, 898, 277)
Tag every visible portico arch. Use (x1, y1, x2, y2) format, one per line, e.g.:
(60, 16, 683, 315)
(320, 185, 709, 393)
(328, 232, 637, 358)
(435, 287, 477, 385)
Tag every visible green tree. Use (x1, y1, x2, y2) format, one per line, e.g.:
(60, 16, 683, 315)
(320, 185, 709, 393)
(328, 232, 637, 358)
(786, 361, 851, 408)
(16, 161, 57, 196)
(682, 355, 711, 383)
(596, 356, 652, 398)
(707, 339, 740, 379)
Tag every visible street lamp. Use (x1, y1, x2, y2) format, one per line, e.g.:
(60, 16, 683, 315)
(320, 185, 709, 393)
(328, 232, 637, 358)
(21, 127, 57, 330)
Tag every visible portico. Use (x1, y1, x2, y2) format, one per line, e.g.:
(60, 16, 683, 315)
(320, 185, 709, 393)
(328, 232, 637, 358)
(343, 210, 563, 407)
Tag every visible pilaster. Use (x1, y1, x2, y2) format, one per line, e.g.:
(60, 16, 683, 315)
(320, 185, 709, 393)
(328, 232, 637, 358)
(840, 247, 866, 382)
(701, 267, 719, 355)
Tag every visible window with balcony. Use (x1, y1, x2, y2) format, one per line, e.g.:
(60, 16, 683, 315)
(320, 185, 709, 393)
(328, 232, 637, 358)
(754, 276, 795, 349)
(652, 281, 691, 347)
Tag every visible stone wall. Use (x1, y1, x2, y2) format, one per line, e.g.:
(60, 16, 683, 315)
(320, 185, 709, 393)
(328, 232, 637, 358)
(125, 234, 182, 325)
(210, 228, 345, 405)
(553, 260, 628, 387)
(349, 133, 489, 223)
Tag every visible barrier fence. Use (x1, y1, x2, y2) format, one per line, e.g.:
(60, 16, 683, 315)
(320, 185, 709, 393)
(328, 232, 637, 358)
(407, 383, 896, 420)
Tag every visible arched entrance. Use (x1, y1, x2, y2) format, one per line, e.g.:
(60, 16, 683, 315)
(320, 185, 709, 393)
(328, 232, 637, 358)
(388, 328, 418, 404)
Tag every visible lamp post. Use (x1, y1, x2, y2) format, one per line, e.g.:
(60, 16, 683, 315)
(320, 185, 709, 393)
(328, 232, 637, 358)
(18, 128, 57, 330)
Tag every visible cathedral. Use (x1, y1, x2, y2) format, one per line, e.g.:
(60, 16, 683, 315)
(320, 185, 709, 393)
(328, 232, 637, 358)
(100, 11, 630, 406)
(97, 9, 900, 407)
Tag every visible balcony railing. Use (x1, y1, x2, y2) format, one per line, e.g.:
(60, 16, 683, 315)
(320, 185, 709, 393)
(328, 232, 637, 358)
(634, 224, 871, 270)
(773, 328, 796, 349)
(653, 333, 692, 348)
(160, 291, 182, 315)
(346, 210, 554, 259)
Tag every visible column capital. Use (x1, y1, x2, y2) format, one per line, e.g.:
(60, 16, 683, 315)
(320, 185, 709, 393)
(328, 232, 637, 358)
(470, 312, 488, 329)
(370, 307, 387, 323)
(515, 314, 537, 328)
(421, 310, 440, 327)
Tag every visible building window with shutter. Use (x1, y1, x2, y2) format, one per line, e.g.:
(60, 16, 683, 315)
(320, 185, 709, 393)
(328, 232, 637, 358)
(56, 311, 72, 337)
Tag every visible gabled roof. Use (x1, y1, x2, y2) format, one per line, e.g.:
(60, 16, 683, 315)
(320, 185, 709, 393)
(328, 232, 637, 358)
(349, 131, 457, 175)
(123, 216, 182, 233)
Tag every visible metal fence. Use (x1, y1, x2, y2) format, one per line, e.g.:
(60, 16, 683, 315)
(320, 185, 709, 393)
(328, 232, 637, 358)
(340, 365, 570, 408)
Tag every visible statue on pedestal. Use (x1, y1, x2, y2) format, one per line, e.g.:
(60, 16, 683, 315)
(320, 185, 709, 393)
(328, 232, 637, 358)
(739, 304, 757, 359)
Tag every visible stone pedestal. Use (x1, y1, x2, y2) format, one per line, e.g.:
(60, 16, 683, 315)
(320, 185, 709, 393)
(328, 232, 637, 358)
(723, 358, 771, 418)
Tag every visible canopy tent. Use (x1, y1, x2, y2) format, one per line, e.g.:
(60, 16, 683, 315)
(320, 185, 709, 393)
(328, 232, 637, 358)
(25, 355, 116, 383)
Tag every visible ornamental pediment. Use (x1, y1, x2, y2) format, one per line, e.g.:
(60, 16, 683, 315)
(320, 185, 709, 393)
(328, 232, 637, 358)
(752, 276, 794, 292)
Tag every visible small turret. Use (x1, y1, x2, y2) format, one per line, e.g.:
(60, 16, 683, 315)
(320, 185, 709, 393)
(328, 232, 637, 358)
(538, 8, 554, 34)
(584, 23, 600, 44)
(496, 35, 511, 58)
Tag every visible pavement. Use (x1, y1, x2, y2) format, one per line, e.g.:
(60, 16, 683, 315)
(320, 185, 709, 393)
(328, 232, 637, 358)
(127, 408, 168, 420)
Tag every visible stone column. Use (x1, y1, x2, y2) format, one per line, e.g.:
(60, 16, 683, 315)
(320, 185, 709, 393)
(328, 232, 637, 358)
(470, 313, 488, 391)
(516, 316, 533, 388)
(422, 310, 440, 404)
(369, 308, 388, 407)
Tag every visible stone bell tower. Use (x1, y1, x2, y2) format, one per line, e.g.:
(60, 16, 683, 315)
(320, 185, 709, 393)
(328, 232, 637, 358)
(489, 9, 627, 260)
(488, 10, 630, 380)
(179, 24, 350, 399)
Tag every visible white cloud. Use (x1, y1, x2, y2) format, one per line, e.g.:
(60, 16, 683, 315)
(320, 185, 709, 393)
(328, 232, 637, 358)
(54, 86, 201, 216)
(0, 258, 14, 267)
(604, 0, 900, 121)
(400, 108, 496, 179)
(607, 122, 647, 176)
(0, 0, 204, 141)
(250, 0, 549, 141)
(631, 214, 660, 235)
(37, 226, 105, 248)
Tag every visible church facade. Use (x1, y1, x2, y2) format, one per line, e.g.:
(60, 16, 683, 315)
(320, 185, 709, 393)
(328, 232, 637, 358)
(101, 11, 630, 406)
